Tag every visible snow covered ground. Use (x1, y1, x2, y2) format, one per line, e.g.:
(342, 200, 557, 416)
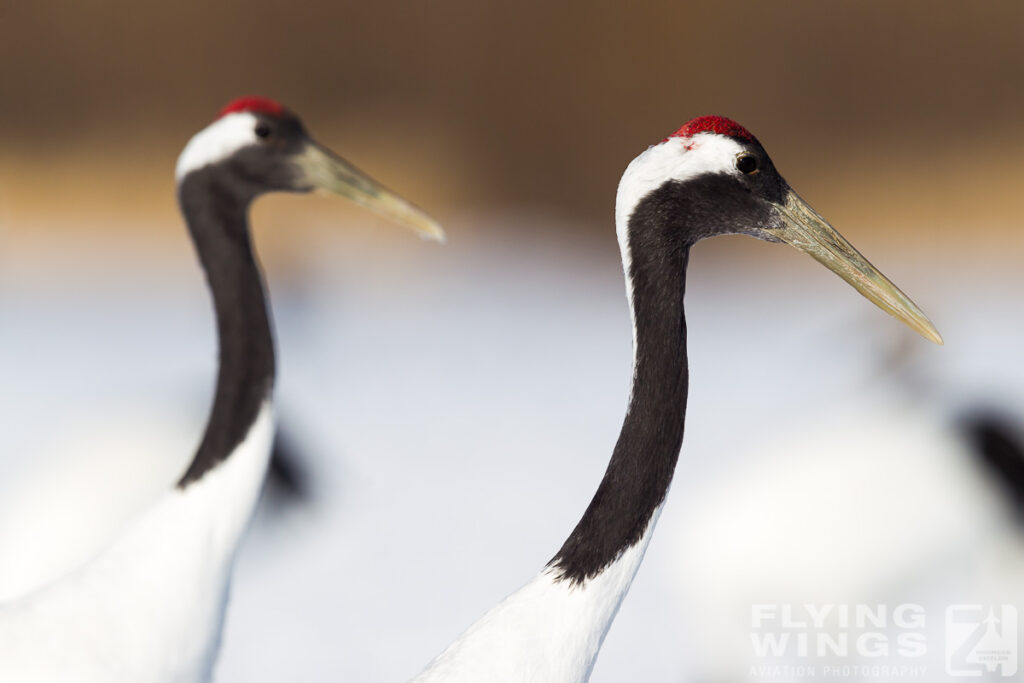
(0, 214, 1020, 681)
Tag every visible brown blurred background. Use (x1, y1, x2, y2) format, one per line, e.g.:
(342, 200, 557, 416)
(0, 0, 1021, 248)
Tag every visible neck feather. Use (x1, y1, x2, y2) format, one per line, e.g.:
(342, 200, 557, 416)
(548, 203, 690, 584)
(412, 192, 694, 683)
(176, 175, 276, 488)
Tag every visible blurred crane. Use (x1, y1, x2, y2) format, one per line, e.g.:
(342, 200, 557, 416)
(669, 335, 1024, 682)
(0, 97, 442, 681)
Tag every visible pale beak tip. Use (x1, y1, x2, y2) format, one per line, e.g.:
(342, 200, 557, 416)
(908, 316, 943, 346)
(421, 222, 447, 244)
(925, 326, 944, 346)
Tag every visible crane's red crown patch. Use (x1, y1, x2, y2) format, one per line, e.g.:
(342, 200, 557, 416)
(217, 96, 287, 120)
(666, 116, 757, 144)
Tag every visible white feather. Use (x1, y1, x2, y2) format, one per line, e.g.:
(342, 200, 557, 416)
(0, 403, 274, 682)
(614, 133, 745, 233)
(412, 507, 663, 683)
(175, 113, 260, 181)
(668, 400, 1024, 681)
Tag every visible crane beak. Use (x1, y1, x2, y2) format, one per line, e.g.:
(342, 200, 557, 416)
(293, 141, 446, 243)
(765, 189, 942, 345)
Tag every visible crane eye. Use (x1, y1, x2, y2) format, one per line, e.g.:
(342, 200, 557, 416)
(254, 123, 272, 140)
(736, 154, 759, 175)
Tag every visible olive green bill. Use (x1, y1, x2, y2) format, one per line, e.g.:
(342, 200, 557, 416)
(294, 141, 445, 243)
(766, 190, 942, 345)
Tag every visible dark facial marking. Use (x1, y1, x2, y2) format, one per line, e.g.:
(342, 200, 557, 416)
(182, 112, 310, 202)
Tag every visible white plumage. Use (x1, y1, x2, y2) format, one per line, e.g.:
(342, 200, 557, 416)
(0, 405, 274, 682)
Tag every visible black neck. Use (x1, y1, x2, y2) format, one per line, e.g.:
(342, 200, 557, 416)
(549, 218, 690, 584)
(176, 173, 276, 488)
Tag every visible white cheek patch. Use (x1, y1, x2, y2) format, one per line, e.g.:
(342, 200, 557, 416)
(614, 133, 746, 230)
(175, 112, 260, 181)
(613, 133, 747, 353)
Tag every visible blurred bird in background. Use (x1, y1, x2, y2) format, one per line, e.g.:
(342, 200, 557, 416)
(0, 98, 443, 681)
(670, 327, 1024, 681)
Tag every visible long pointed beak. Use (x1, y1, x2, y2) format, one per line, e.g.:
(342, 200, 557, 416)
(293, 141, 445, 243)
(765, 190, 942, 345)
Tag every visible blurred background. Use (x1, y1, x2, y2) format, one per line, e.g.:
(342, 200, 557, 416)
(0, 1, 1022, 681)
